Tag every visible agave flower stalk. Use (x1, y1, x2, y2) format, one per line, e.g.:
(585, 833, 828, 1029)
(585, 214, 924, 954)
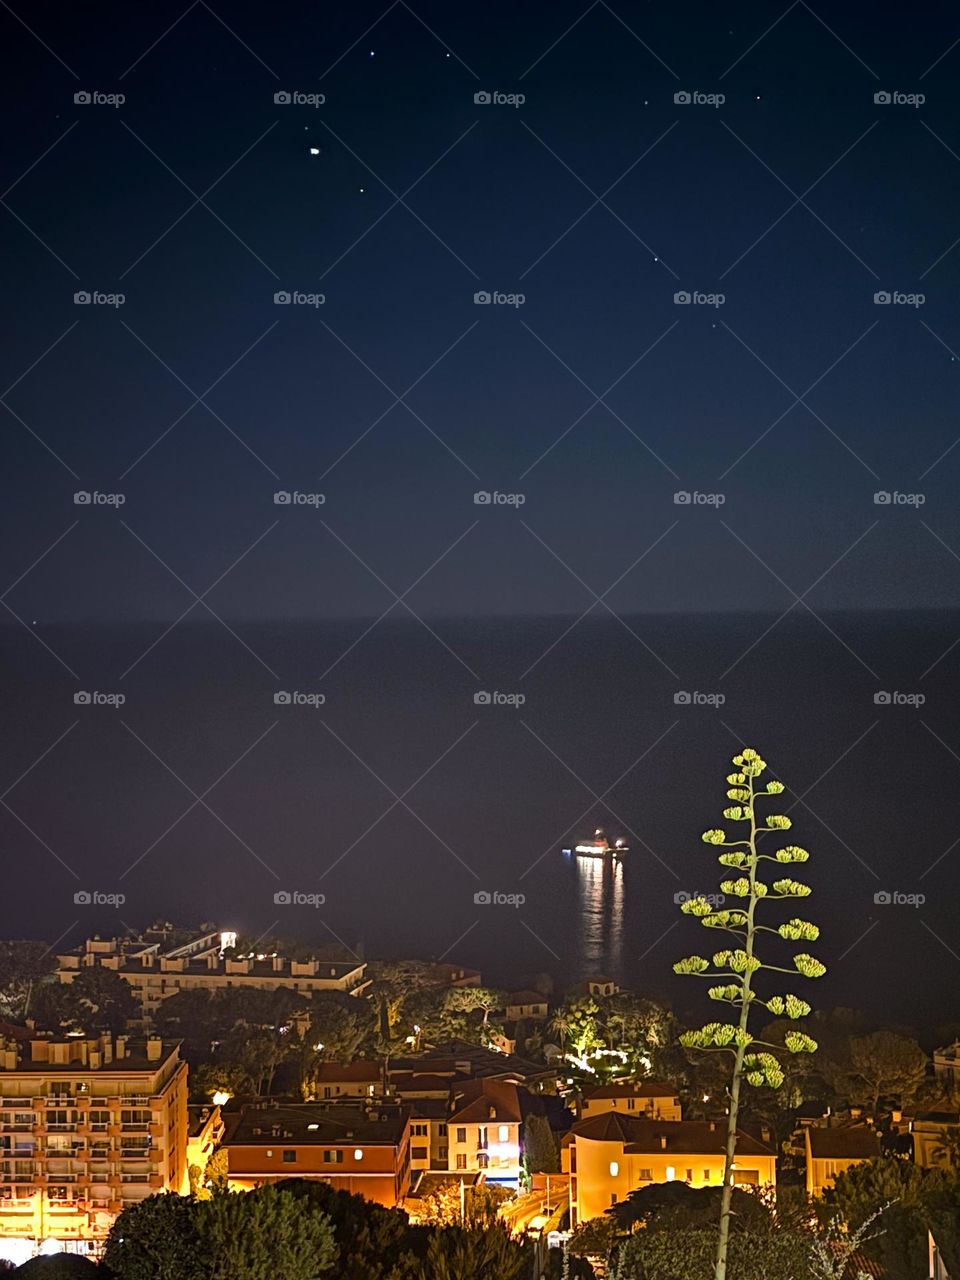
(673, 748, 825, 1280)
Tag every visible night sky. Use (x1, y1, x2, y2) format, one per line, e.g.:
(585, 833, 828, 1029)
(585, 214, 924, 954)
(3, 1, 960, 1027)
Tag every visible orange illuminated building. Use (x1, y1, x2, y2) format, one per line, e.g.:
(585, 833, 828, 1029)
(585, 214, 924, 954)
(222, 1102, 412, 1207)
(0, 1032, 187, 1256)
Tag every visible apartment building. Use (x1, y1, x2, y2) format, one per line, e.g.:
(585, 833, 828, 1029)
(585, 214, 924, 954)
(56, 930, 369, 1013)
(447, 1079, 523, 1186)
(0, 1033, 187, 1258)
(580, 1083, 682, 1122)
(562, 1114, 777, 1225)
(222, 1102, 412, 1207)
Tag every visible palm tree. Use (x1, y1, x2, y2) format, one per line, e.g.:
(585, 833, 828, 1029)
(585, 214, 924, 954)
(548, 1008, 574, 1055)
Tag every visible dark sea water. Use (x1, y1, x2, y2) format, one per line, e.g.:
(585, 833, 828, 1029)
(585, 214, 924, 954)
(1, 611, 958, 1033)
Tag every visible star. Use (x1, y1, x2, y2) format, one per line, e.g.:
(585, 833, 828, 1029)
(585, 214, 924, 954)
(309, 147, 320, 155)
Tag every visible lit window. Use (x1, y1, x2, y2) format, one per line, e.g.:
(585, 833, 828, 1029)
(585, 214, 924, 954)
(609, 1161, 619, 1177)
(498, 1126, 509, 1143)
(354, 1149, 363, 1161)
(666, 1166, 676, 1181)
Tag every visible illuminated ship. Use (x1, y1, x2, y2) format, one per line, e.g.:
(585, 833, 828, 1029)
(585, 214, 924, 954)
(563, 827, 628, 858)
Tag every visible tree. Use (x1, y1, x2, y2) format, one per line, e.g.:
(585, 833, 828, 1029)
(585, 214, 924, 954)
(418, 1226, 529, 1280)
(416, 1181, 513, 1228)
(101, 1192, 207, 1280)
(601, 991, 672, 1075)
(102, 1187, 337, 1280)
(218, 1026, 287, 1095)
(197, 1185, 337, 1280)
(607, 1182, 771, 1234)
(0, 940, 55, 1020)
(298, 993, 378, 1097)
(190, 1060, 250, 1103)
(840, 1031, 928, 1119)
(673, 746, 824, 1280)
(523, 1113, 560, 1174)
(933, 1126, 960, 1168)
(615, 1229, 816, 1280)
(443, 986, 504, 1028)
(13, 1259, 101, 1278)
(568, 1214, 620, 1263)
(827, 1156, 927, 1280)
(271, 1178, 419, 1280)
(547, 1006, 574, 1054)
(37, 967, 138, 1035)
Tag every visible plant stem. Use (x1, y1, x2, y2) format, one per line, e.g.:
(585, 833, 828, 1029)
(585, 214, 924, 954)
(714, 772, 759, 1280)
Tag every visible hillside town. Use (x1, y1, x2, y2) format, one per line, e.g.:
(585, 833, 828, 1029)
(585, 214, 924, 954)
(0, 923, 958, 1278)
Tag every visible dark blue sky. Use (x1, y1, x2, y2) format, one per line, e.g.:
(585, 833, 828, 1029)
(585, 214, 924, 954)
(4, 2, 960, 1028)
(3, 0, 960, 620)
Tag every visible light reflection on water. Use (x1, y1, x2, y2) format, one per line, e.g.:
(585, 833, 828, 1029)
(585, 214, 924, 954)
(574, 853, 624, 979)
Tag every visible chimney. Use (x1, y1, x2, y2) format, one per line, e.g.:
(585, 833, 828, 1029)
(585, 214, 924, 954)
(146, 1037, 163, 1062)
(115, 1036, 127, 1061)
(761, 1126, 771, 1145)
(708, 1120, 716, 1132)
(660, 1135, 668, 1149)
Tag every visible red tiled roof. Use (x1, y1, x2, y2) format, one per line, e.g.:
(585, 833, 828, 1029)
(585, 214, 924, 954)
(449, 1078, 522, 1124)
(311, 1062, 381, 1083)
(563, 1114, 774, 1157)
(583, 1081, 678, 1101)
(807, 1126, 881, 1160)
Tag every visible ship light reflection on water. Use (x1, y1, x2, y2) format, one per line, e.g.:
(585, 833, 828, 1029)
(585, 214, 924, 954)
(575, 849, 624, 978)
